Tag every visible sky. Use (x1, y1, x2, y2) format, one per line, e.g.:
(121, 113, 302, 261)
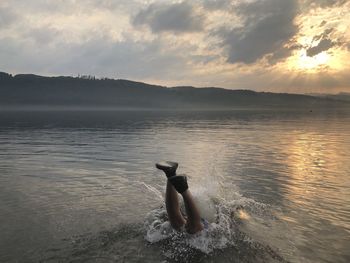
(0, 0, 349, 93)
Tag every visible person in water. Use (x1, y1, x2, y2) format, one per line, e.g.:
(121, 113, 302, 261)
(156, 161, 205, 234)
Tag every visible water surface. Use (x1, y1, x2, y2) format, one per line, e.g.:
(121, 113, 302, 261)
(0, 110, 349, 262)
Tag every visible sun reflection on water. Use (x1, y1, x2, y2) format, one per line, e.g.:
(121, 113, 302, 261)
(284, 131, 350, 231)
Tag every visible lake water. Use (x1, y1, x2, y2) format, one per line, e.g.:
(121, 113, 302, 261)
(0, 110, 349, 263)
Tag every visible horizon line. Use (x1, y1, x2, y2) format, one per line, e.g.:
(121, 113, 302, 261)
(1, 71, 348, 96)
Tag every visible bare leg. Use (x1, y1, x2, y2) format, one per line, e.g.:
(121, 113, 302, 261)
(156, 161, 203, 233)
(181, 189, 204, 234)
(165, 180, 186, 230)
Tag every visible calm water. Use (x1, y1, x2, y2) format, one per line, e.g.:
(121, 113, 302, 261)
(0, 110, 349, 263)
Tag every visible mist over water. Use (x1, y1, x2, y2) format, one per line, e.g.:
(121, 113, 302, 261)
(0, 110, 349, 262)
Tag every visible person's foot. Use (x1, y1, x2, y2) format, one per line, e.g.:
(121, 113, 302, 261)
(155, 161, 178, 177)
(169, 175, 188, 194)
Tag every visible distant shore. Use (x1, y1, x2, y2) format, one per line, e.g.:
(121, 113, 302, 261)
(1, 72, 349, 110)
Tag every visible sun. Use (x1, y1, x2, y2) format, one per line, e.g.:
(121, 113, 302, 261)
(284, 34, 331, 72)
(286, 46, 345, 73)
(296, 49, 330, 71)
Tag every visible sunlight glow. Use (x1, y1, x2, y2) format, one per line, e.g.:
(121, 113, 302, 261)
(286, 46, 345, 74)
(284, 131, 350, 230)
(296, 50, 330, 71)
(238, 210, 250, 220)
(286, 34, 332, 72)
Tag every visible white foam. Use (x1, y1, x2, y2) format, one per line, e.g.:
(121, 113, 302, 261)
(142, 165, 295, 261)
(143, 186, 295, 261)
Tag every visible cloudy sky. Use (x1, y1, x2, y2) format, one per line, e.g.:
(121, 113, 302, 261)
(0, 0, 349, 93)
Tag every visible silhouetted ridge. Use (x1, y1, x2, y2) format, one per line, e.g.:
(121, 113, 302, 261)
(0, 72, 348, 110)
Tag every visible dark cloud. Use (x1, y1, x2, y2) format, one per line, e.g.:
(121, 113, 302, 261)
(306, 38, 336, 56)
(312, 28, 334, 42)
(307, 28, 341, 57)
(217, 0, 299, 64)
(267, 43, 302, 64)
(132, 2, 204, 33)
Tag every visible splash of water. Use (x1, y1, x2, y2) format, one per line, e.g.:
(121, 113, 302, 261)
(143, 180, 295, 262)
(41, 173, 295, 262)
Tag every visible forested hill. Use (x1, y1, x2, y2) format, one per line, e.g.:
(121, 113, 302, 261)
(0, 72, 348, 110)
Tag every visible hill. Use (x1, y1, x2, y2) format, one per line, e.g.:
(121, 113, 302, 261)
(0, 72, 348, 110)
(308, 92, 350, 102)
